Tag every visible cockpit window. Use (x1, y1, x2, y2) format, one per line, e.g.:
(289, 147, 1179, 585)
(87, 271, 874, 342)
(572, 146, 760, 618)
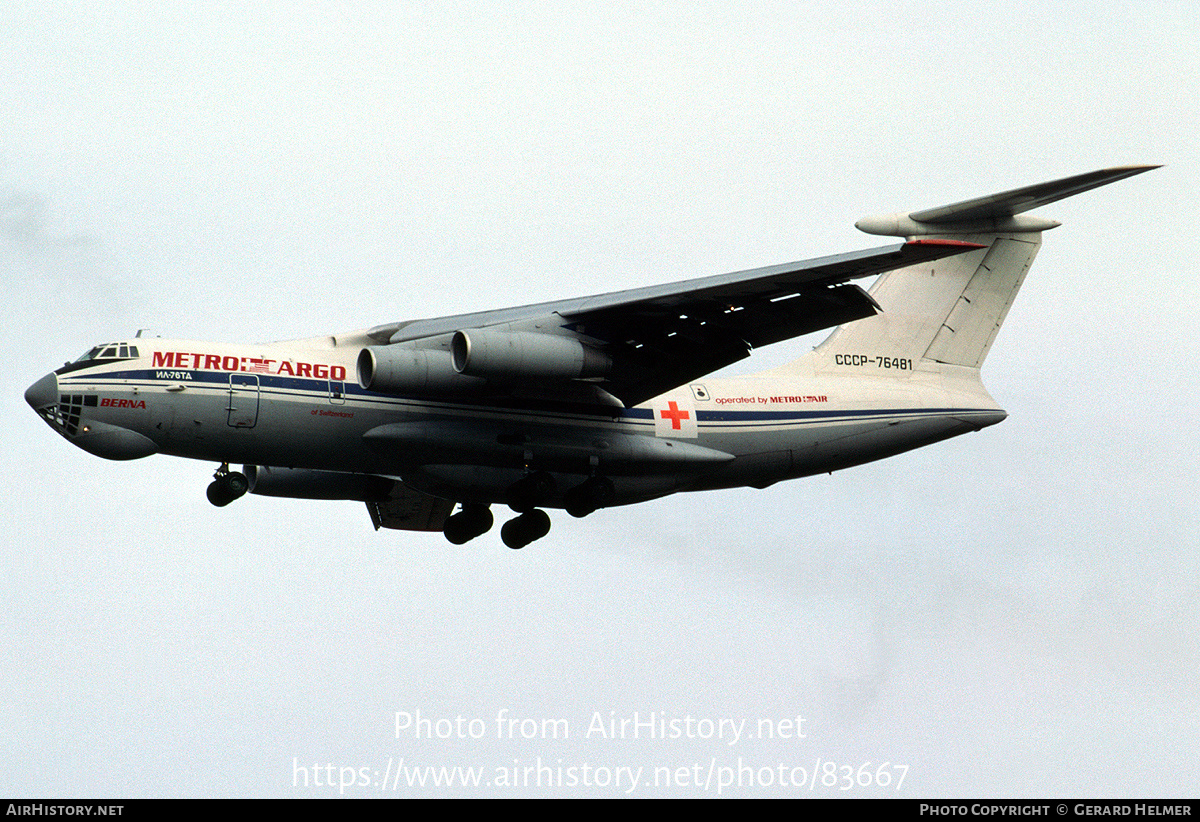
(73, 343, 140, 363)
(59, 342, 140, 375)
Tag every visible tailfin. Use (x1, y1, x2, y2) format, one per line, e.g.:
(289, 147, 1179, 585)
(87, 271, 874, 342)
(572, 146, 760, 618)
(807, 166, 1158, 372)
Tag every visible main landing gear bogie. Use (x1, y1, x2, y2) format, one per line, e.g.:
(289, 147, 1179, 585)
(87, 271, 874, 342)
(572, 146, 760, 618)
(207, 463, 248, 507)
(442, 472, 615, 549)
(441, 501, 550, 550)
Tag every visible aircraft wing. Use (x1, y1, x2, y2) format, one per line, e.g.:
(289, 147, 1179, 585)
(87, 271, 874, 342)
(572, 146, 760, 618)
(366, 240, 982, 406)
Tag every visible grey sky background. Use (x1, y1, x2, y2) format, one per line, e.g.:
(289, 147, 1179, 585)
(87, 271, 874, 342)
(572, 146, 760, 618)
(3, 2, 1198, 797)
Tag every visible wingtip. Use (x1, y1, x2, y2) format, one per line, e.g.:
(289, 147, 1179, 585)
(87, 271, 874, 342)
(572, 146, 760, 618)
(1109, 163, 1162, 173)
(1098, 164, 1162, 180)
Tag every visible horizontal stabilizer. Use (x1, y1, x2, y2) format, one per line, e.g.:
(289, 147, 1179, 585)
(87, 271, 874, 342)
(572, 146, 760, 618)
(814, 164, 1159, 371)
(857, 165, 1160, 237)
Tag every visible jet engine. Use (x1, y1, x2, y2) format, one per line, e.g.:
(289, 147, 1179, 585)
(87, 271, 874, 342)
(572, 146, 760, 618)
(357, 346, 485, 395)
(451, 330, 611, 381)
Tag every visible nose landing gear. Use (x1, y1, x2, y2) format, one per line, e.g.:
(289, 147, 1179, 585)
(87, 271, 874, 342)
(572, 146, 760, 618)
(207, 463, 248, 507)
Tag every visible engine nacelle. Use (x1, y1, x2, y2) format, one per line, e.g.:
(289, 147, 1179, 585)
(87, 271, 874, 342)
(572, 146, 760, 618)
(244, 465, 394, 501)
(357, 346, 485, 395)
(451, 329, 611, 380)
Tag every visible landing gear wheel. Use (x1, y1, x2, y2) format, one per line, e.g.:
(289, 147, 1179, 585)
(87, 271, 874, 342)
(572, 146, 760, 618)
(225, 472, 249, 497)
(443, 504, 494, 545)
(564, 476, 615, 518)
(207, 480, 234, 507)
(501, 509, 551, 549)
(443, 515, 472, 545)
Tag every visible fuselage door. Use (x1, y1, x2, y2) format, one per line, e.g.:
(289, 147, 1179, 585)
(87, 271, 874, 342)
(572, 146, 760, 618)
(227, 374, 260, 428)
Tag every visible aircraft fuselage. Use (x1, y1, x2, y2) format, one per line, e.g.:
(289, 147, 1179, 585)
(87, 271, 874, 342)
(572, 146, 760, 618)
(27, 334, 1006, 512)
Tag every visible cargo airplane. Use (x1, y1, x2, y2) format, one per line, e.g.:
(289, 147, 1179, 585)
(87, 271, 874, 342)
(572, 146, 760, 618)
(25, 166, 1156, 548)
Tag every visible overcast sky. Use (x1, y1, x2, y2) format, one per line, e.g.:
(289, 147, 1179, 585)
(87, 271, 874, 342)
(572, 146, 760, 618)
(3, 2, 1198, 797)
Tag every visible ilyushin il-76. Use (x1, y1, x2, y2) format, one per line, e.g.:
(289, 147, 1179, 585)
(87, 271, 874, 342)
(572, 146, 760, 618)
(26, 166, 1156, 548)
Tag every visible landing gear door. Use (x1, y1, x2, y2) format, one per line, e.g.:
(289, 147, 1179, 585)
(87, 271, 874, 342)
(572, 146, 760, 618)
(227, 374, 260, 428)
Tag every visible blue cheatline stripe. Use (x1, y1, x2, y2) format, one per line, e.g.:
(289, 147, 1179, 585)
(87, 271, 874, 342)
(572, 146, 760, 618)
(65, 368, 997, 428)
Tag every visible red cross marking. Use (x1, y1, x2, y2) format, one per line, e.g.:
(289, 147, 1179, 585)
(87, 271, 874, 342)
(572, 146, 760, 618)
(659, 400, 690, 430)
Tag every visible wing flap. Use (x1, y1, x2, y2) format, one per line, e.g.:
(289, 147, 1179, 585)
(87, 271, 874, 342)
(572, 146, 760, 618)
(366, 482, 455, 532)
(556, 240, 983, 404)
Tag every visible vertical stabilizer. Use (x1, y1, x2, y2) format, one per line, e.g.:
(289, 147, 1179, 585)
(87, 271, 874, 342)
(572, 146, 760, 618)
(799, 166, 1158, 374)
(814, 231, 1040, 370)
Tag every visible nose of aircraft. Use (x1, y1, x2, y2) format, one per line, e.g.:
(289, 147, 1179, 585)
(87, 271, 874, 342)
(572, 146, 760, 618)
(25, 372, 58, 410)
(25, 370, 159, 460)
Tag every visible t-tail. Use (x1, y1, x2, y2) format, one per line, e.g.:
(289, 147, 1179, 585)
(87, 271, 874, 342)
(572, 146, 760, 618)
(805, 166, 1159, 378)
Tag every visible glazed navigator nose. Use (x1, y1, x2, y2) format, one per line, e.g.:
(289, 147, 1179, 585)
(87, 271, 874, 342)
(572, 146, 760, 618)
(25, 372, 58, 410)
